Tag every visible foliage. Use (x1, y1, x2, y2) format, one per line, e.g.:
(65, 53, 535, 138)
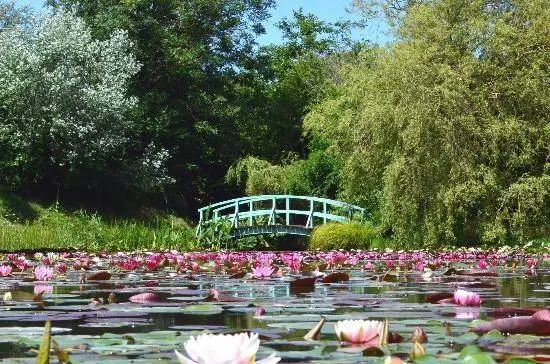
(196, 218, 233, 251)
(48, 0, 276, 212)
(309, 222, 377, 251)
(0, 0, 32, 31)
(305, 0, 550, 246)
(236, 10, 366, 161)
(226, 150, 340, 199)
(226, 156, 290, 196)
(0, 192, 195, 251)
(0, 10, 174, 197)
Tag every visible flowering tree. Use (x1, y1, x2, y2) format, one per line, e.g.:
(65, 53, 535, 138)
(0, 10, 170, 193)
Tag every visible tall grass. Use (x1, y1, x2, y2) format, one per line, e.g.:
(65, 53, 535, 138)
(0, 195, 196, 251)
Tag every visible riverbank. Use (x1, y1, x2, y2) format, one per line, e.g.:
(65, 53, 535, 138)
(0, 192, 196, 252)
(1, 192, 549, 253)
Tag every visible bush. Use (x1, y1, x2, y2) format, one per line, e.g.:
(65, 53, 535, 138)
(308, 222, 377, 250)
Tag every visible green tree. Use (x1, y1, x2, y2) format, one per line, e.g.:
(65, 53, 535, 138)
(48, 0, 275, 213)
(306, 0, 550, 245)
(0, 10, 162, 197)
(236, 9, 365, 161)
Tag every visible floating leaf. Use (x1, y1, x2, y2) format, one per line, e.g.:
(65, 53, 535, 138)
(128, 292, 160, 303)
(424, 292, 453, 304)
(472, 310, 550, 335)
(290, 277, 317, 289)
(362, 346, 385, 357)
(320, 272, 349, 283)
(228, 271, 246, 279)
(87, 271, 112, 281)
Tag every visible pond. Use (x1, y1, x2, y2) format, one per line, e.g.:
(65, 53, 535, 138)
(0, 250, 548, 363)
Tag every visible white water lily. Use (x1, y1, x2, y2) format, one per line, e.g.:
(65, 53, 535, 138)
(175, 332, 280, 364)
(334, 319, 383, 344)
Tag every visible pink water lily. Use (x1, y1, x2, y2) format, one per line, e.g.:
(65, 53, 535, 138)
(0, 265, 12, 277)
(453, 289, 482, 306)
(34, 266, 54, 281)
(55, 263, 67, 273)
(252, 265, 275, 279)
(175, 332, 280, 364)
(334, 319, 383, 344)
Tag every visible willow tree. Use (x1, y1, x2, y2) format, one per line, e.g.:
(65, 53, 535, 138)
(306, 0, 550, 245)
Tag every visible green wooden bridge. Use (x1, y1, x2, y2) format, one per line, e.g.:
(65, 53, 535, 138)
(196, 195, 366, 238)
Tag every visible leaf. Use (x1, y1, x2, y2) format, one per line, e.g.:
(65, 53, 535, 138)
(128, 292, 160, 303)
(303, 316, 325, 340)
(228, 271, 246, 279)
(462, 353, 497, 364)
(388, 331, 404, 343)
(290, 277, 317, 289)
(472, 310, 550, 335)
(87, 271, 112, 281)
(459, 345, 483, 359)
(203, 289, 247, 302)
(320, 272, 349, 283)
(362, 346, 385, 357)
(504, 359, 538, 364)
(37, 320, 51, 364)
(424, 292, 453, 304)
(487, 307, 541, 319)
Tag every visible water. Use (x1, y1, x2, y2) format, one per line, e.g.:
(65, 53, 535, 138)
(0, 255, 548, 363)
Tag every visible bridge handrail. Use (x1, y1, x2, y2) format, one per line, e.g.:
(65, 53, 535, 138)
(197, 195, 366, 237)
(198, 194, 365, 215)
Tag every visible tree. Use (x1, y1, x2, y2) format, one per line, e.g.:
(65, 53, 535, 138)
(236, 9, 366, 161)
(0, 10, 162, 198)
(305, 0, 550, 245)
(48, 0, 276, 213)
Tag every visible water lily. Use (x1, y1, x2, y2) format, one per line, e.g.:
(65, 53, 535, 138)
(453, 289, 482, 306)
(175, 332, 280, 364)
(55, 263, 67, 273)
(0, 265, 12, 277)
(14, 258, 31, 271)
(34, 266, 54, 281)
(252, 265, 275, 279)
(334, 319, 383, 344)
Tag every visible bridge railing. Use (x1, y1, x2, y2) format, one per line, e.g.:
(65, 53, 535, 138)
(196, 195, 366, 236)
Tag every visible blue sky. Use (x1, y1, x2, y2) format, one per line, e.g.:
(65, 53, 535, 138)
(15, 0, 390, 45)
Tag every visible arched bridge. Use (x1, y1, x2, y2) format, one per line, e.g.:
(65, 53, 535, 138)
(196, 195, 366, 238)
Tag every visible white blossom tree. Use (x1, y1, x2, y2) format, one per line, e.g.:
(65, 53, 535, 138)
(0, 9, 171, 192)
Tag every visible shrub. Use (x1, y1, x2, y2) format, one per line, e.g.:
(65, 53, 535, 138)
(308, 222, 376, 251)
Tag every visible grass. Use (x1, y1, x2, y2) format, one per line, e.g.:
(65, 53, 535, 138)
(0, 192, 196, 252)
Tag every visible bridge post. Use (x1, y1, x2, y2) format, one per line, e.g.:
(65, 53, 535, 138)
(323, 202, 327, 224)
(306, 199, 314, 228)
(233, 201, 239, 228)
(198, 209, 203, 235)
(249, 200, 253, 226)
(286, 198, 290, 225)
